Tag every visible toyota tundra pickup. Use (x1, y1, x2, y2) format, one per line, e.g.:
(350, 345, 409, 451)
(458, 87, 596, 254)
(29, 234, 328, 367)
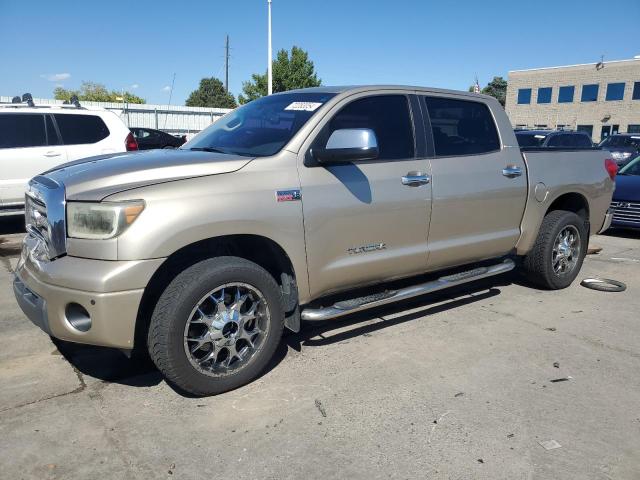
(13, 86, 616, 395)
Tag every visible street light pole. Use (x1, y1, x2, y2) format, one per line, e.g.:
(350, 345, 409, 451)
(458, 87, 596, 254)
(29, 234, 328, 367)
(267, 0, 272, 95)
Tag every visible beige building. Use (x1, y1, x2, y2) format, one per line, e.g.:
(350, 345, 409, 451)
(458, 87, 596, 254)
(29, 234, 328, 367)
(505, 57, 640, 142)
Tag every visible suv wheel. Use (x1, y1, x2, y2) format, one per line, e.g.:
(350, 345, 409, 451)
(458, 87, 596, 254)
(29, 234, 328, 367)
(148, 257, 284, 396)
(522, 210, 587, 289)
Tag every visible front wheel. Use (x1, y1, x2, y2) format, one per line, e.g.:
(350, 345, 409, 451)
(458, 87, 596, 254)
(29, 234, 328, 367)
(147, 257, 284, 396)
(522, 210, 588, 290)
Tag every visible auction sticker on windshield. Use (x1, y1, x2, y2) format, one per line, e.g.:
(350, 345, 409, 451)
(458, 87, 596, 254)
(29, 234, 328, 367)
(284, 102, 323, 112)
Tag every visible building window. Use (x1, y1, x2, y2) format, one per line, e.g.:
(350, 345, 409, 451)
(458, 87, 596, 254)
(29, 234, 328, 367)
(633, 82, 640, 100)
(577, 125, 593, 139)
(628, 125, 640, 134)
(537, 87, 552, 104)
(605, 83, 625, 101)
(517, 88, 532, 104)
(581, 84, 599, 102)
(558, 86, 575, 103)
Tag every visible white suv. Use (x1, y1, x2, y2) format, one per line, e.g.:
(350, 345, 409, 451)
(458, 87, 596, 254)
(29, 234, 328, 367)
(0, 102, 137, 215)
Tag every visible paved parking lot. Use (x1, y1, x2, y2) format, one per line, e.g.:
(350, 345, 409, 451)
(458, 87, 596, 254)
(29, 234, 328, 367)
(1, 219, 639, 480)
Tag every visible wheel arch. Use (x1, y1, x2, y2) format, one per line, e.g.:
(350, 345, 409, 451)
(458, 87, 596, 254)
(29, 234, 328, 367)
(516, 190, 592, 256)
(545, 191, 590, 224)
(134, 234, 300, 350)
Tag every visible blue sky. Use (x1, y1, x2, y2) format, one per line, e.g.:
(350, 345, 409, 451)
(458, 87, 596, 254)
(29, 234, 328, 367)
(1, 0, 639, 105)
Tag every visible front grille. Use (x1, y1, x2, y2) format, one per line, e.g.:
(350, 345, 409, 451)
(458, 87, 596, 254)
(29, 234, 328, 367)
(25, 176, 67, 260)
(610, 200, 640, 225)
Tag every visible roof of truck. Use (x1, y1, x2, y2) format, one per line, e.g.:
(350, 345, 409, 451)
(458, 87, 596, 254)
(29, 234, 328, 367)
(283, 85, 493, 100)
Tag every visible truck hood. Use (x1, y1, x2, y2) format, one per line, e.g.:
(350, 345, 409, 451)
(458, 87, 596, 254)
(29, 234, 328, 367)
(44, 149, 254, 201)
(613, 175, 640, 202)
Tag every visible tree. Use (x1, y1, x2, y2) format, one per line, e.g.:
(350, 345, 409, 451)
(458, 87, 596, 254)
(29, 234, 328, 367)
(53, 81, 145, 104)
(469, 76, 508, 107)
(185, 77, 237, 109)
(238, 46, 321, 104)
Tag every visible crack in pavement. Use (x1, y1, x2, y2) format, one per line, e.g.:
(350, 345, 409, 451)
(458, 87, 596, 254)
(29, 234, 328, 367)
(0, 359, 87, 414)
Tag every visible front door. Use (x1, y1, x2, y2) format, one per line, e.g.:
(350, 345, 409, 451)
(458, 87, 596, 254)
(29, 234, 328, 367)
(298, 93, 432, 299)
(420, 95, 528, 270)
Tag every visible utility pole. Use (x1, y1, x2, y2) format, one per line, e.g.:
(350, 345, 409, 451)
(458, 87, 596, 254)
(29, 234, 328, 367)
(267, 0, 272, 95)
(225, 34, 230, 93)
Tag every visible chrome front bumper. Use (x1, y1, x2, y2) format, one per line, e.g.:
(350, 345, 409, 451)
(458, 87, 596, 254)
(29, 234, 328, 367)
(13, 236, 165, 349)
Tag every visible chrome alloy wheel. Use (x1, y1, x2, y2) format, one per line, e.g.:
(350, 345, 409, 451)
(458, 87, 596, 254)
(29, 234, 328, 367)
(552, 225, 581, 276)
(183, 283, 270, 376)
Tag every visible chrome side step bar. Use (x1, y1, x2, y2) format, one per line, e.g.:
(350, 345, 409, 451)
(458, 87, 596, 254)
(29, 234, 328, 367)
(301, 259, 515, 321)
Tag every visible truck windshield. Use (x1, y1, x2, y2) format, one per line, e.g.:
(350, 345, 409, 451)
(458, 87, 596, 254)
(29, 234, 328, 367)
(183, 92, 336, 157)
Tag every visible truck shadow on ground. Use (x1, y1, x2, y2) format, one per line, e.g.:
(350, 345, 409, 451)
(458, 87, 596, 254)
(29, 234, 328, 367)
(53, 272, 515, 396)
(279, 274, 511, 356)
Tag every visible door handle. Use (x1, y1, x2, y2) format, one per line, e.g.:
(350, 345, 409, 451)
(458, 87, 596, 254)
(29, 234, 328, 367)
(44, 151, 62, 157)
(502, 165, 523, 178)
(401, 172, 430, 187)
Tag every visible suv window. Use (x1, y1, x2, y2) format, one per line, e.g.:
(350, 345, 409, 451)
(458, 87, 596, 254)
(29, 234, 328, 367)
(54, 114, 110, 145)
(325, 95, 414, 160)
(0, 113, 47, 149)
(45, 115, 61, 145)
(424, 97, 501, 156)
(571, 133, 592, 148)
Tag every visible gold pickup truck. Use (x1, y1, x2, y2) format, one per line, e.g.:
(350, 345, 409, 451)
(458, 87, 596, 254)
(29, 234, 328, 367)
(13, 86, 616, 395)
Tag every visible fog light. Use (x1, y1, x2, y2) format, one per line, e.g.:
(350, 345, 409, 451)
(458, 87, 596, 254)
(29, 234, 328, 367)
(65, 303, 92, 332)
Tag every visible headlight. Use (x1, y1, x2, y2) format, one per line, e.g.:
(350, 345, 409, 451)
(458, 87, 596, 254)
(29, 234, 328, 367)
(67, 201, 145, 239)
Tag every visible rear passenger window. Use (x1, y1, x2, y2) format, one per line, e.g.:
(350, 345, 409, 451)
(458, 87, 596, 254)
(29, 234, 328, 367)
(0, 113, 46, 149)
(326, 95, 414, 160)
(54, 114, 110, 145)
(424, 97, 501, 157)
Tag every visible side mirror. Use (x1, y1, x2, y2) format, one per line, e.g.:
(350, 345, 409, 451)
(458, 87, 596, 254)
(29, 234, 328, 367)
(314, 128, 379, 163)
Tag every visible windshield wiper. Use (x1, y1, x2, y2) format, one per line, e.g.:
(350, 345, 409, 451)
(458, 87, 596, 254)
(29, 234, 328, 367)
(188, 147, 230, 154)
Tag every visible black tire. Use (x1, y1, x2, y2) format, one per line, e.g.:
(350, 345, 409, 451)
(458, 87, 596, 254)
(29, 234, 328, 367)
(147, 256, 284, 396)
(522, 210, 587, 290)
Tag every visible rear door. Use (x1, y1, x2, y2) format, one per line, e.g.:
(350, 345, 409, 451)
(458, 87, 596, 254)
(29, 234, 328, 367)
(298, 92, 432, 298)
(53, 113, 114, 160)
(0, 113, 67, 208)
(420, 95, 527, 270)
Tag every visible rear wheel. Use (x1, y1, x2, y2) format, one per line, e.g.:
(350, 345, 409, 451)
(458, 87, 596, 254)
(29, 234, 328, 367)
(147, 257, 284, 396)
(522, 210, 587, 289)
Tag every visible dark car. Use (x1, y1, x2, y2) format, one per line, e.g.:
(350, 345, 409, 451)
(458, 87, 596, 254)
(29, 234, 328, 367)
(130, 127, 186, 150)
(610, 154, 640, 229)
(515, 129, 594, 149)
(599, 134, 640, 166)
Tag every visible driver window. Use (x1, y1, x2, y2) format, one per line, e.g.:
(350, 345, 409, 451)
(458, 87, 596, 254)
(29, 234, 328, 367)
(326, 95, 415, 160)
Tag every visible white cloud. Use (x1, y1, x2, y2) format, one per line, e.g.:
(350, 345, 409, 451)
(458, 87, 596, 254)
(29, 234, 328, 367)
(130, 83, 139, 89)
(40, 73, 71, 82)
(162, 85, 171, 92)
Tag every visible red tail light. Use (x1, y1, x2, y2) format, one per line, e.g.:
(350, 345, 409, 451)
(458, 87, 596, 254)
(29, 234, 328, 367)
(125, 132, 138, 151)
(604, 158, 618, 180)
